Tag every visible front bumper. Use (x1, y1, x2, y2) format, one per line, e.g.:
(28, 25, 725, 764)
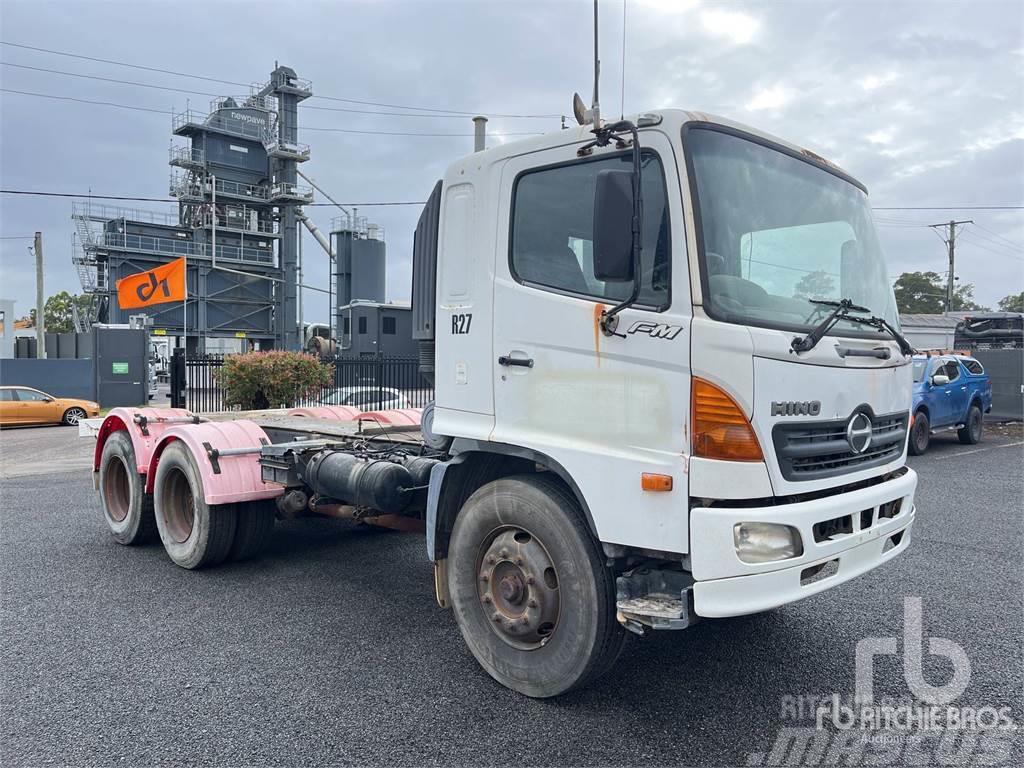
(689, 468, 917, 618)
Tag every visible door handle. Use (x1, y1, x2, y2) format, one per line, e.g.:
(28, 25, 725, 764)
(498, 355, 534, 368)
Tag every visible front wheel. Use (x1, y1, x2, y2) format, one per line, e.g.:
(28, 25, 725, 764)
(447, 474, 625, 698)
(958, 405, 983, 445)
(62, 407, 87, 426)
(908, 412, 930, 456)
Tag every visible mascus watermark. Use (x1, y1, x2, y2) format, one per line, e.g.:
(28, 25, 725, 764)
(745, 598, 1017, 767)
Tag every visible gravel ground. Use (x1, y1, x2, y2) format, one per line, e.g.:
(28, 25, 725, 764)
(0, 424, 1021, 767)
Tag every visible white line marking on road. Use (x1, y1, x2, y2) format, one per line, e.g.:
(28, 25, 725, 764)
(932, 441, 1024, 460)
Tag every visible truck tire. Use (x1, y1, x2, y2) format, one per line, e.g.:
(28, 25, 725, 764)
(229, 500, 276, 562)
(99, 431, 158, 545)
(153, 441, 237, 569)
(447, 473, 625, 698)
(908, 412, 930, 456)
(957, 404, 983, 445)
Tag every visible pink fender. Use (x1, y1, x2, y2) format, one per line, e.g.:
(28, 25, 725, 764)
(286, 405, 362, 421)
(358, 408, 422, 427)
(146, 419, 283, 505)
(94, 407, 196, 473)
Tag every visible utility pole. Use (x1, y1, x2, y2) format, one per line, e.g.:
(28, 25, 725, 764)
(928, 219, 972, 312)
(33, 231, 45, 359)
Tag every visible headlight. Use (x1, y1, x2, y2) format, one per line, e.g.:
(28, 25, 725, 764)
(733, 522, 803, 564)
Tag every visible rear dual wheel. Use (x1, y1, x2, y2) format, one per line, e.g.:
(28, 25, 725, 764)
(153, 443, 276, 569)
(447, 474, 625, 698)
(99, 431, 158, 545)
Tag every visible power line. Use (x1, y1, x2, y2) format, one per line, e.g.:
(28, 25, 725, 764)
(0, 189, 425, 206)
(956, 235, 1024, 263)
(957, 231, 1024, 262)
(0, 87, 540, 136)
(970, 222, 1022, 251)
(0, 40, 560, 119)
(0, 61, 546, 120)
(872, 205, 1024, 211)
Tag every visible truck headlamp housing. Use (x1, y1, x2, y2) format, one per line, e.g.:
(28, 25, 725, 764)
(691, 378, 764, 461)
(733, 522, 803, 564)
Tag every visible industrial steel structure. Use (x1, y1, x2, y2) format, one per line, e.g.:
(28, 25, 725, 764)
(72, 65, 318, 351)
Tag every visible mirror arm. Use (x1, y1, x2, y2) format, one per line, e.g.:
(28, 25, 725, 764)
(600, 122, 643, 337)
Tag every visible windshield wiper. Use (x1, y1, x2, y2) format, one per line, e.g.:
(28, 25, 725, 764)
(804, 297, 871, 323)
(792, 298, 867, 353)
(836, 314, 916, 357)
(792, 299, 915, 357)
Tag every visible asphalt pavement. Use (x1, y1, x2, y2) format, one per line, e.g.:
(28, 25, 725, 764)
(1, 424, 1021, 766)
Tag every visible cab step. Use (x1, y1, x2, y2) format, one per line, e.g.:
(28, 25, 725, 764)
(615, 568, 699, 633)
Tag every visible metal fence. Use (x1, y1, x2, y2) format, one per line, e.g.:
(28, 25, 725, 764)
(176, 353, 433, 413)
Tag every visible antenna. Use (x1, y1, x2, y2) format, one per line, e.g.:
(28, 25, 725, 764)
(591, 0, 601, 128)
(620, 0, 627, 119)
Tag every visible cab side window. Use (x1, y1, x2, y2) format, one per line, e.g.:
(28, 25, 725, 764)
(0, 390, 15, 401)
(16, 389, 47, 401)
(511, 151, 670, 309)
(963, 358, 984, 375)
(942, 360, 961, 382)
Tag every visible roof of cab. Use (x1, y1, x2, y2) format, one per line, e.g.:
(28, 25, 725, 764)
(446, 108, 861, 190)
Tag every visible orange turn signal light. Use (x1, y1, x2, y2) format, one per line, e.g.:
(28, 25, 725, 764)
(641, 473, 674, 492)
(691, 378, 764, 462)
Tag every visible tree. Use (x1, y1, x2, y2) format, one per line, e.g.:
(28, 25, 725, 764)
(997, 292, 1024, 312)
(892, 272, 988, 313)
(792, 270, 835, 301)
(216, 351, 333, 410)
(42, 291, 93, 333)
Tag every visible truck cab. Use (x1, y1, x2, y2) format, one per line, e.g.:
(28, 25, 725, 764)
(415, 110, 918, 695)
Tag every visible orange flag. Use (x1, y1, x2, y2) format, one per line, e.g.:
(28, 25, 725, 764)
(116, 258, 186, 309)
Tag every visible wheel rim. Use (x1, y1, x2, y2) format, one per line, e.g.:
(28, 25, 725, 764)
(477, 528, 560, 650)
(915, 421, 927, 451)
(162, 466, 196, 543)
(104, 456, 131, 523)
(66, 408, 85, 425)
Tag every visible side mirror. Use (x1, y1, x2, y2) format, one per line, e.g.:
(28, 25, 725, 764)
(592, 169, 635, 283)
(931, 374, 950, 386)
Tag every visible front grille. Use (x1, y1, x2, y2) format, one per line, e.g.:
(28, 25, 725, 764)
(773, 410, 909, 481)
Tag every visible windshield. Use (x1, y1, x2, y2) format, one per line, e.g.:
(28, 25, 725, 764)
(686, 127, 899, 337)
(912, 359, 927, 382)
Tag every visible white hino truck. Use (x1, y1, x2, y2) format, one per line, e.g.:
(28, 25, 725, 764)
(93, 108, 918, 698)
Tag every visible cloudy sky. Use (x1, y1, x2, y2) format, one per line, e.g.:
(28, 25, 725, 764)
(1, 0, 1022, 324)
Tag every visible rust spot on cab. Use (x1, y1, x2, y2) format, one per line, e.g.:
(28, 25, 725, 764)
(593, 303, 606, 367)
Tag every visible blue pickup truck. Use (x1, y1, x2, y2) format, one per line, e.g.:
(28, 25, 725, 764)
(909, 354, 993, 455)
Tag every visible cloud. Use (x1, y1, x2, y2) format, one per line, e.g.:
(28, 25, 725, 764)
(746, 85, 791, 112)
(701, 8, 760, 45)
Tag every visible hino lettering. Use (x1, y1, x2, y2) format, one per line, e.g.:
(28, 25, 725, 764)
(771, 400, 823, 416)
(91, 106, 917, 699)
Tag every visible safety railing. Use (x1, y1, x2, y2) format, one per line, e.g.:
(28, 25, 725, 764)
(269, 182, 314, 203)
(95, 232, 274, 265)
(169, 145, 206, 167)
(173, 109, 272, 142)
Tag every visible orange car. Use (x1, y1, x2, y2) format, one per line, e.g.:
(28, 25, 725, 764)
(0, 386, 100, 427)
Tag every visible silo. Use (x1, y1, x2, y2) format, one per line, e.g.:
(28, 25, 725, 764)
(332, 218, 386, 338)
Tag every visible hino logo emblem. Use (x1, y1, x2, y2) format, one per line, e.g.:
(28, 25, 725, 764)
(771, 400, 821, 416)
(846, 412, 873, 454)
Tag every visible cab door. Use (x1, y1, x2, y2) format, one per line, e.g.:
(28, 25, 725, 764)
(490, 130, 693, 553)
(944, 359, 970, 423)
(15, 388, 59, 424)
(0, 389, 21, 425)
